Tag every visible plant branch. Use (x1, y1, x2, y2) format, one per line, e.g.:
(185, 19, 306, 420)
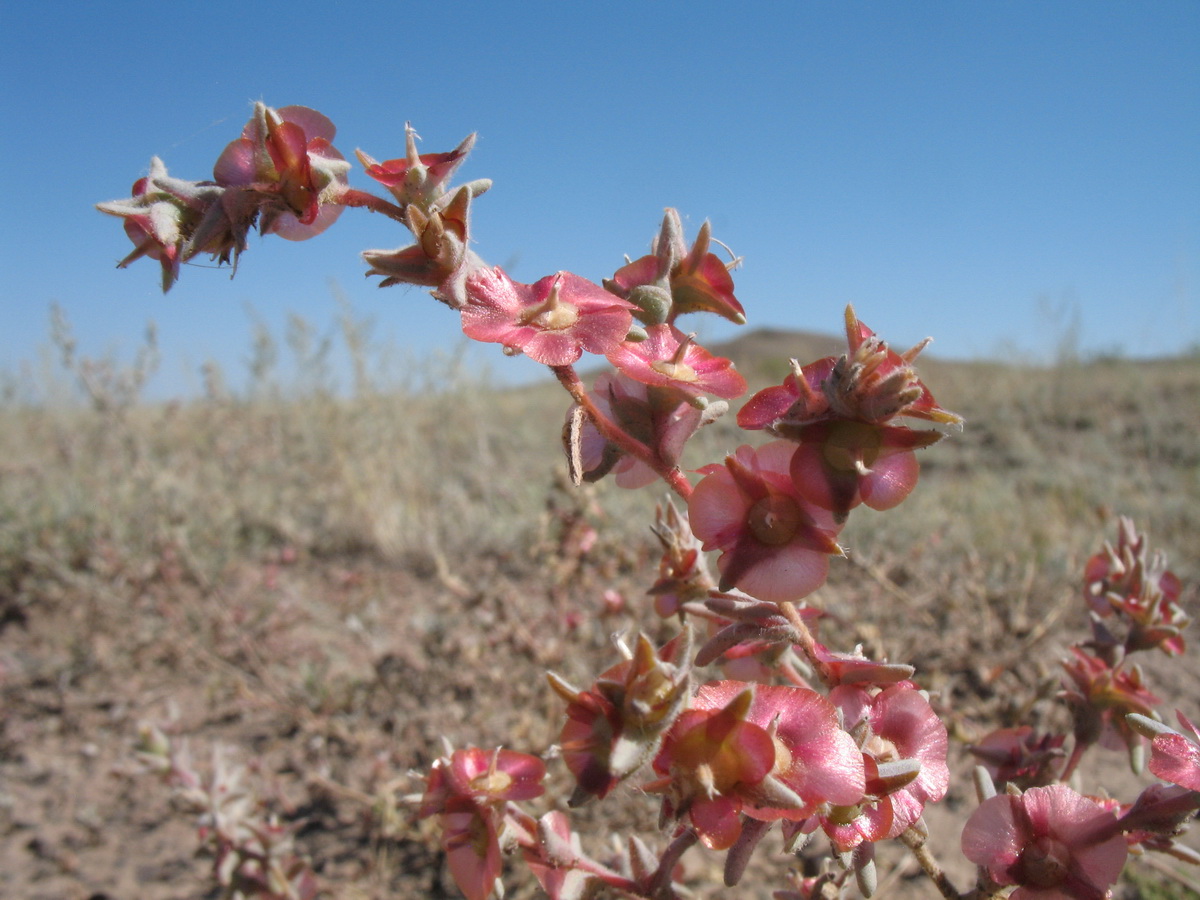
(899, 826, 962, 900)
(778, 600, 836, 688)
(339, 188, 408, 222)
(551, 364, 693, 501)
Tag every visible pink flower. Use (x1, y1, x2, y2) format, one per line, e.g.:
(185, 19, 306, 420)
(605, 208, 745, 325)
(737, 306, 961, 522)
(1061, 647, 1160, 752)
(688, 442, 844, 603)
(419, 747, 546, 900)
(737, 357, 837, 430)
(358, 126, 489, 212)
(549, 633, 692, 805)
(739, 307, 959, 429)
(213, 103, 349, 240)
(461, 268, 635, 366)
(363, 186, 482, 303)
(786, 420, 942, 517)
(1083, 517, 1187, 655)
(647, 685, 780, 850)
(1148, 711, 1200, 792)
(962, 784, 1127, 900)
(97, 158, 213, 291)
(419, 747, 546, 818)
(693, 681, 866, 821)
(606, 324, 747, 400)
(969, 726, 1066, 789)
(821, 684, 949, 849)
(578, 373, 705, 489)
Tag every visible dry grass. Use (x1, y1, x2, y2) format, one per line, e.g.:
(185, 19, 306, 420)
(1, 309, 1198, 899)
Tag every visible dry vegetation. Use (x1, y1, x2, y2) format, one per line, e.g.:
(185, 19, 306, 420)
(1, 309, 1198, 899)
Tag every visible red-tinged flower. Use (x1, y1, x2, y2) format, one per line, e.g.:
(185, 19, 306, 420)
(787, 419, 942, 518)
(607, 324, 747, 401)
(357, 126, 491, 213)
(969, 726, 1066, 789)
(419, 747, 546, 900)
(648, 500, 717, 618)
(522, 812, 602, 900)
(549, 632, 692, 805)
(461, 268, 636, 366)
(689, 681, 866, 823)
(737, 357, 837, 431)
(1148, 711, 1200, 792)
(363, 186, 485, 306)
(647, 685, 779, 850)
(97, 157, 242, 291)
(688, 442, 844, 603)
(741, 307, 960, 431)
(419, 747, 546, 819)
(213, 103, 349, 240)
(577, 373, 706, 490)
(1083, 517, 1187, 655)
(820, 684, 949, 850)
(436, 806, 503, 900)
(1061, 648, 1160, 753)
(605, 208, 745, 326)
(1118, 782, 1200, 841)
(962, 784, 1128, 900)
(738, 306, 961, 522)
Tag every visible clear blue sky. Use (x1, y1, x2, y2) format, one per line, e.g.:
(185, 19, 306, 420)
(3, 1, 1198, 397)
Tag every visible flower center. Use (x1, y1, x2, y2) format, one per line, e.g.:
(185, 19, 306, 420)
(1018, 836, 1071, 888)
(528, 302, 579, 331)
(771, 734, 794, 777)
(650, 358, 698, 382)
(747, 494, 803, 546)
(821, 421, 882, 473)
(519, 279, 580, 331)
(864, 733, 900, 764)
(469, 770, 514, 797)
(650, 332, 700, 382)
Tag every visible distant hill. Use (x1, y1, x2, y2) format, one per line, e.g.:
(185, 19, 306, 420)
(708, 327, 848, 385)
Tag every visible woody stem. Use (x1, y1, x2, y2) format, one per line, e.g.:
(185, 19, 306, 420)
(899, 827, 963, 900)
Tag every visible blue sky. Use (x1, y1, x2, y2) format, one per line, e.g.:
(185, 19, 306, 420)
(3, 1, 1198, 397)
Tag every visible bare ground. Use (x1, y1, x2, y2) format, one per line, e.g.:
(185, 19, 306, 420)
(3, 351, 1200, 899)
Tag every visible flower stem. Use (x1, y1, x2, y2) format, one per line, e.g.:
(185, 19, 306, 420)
(1059, 740, 1087, 783)
(551, 364, 693, 501)
(339, 188, 408, 222)
(778, 601, 836, 688)
(650, 829, 698, 897)
(899, 827, 962, 900)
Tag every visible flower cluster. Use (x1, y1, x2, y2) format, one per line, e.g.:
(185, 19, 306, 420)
(962, 783, 1128, 900)
(738, 305, 962, 523)
(548, 631, 693, 804)
(961, 520, 1199, 900)
(103, 103, 1198, 900)
(419, 746, 546, 900)
(1084, 516, 1188, 656)
(133, 724, 318, 900)
(98, 104, 350, 291)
